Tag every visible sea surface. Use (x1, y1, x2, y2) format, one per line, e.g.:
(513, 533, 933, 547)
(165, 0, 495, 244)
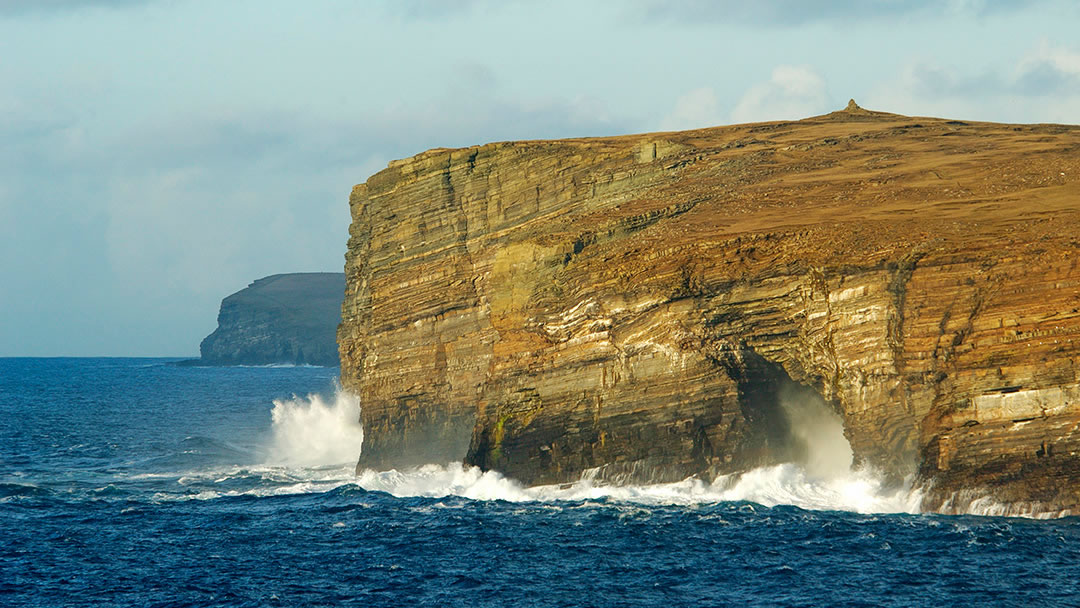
(3, 358, 1080, 607)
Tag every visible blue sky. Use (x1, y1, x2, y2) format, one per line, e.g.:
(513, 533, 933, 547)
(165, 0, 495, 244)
(2, 0, 1079, 356)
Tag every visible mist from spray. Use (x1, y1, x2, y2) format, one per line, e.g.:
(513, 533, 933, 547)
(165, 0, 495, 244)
(252, 384, 1048, 517)
(341, 381, 922, 514)
(778, 381, 854, 479)
(257, 384, 919, 513)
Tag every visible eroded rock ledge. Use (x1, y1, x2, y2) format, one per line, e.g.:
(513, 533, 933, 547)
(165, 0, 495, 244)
(339, 103, 1080, 513)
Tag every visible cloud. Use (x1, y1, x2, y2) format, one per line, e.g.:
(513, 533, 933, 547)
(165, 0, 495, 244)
(632, 0, 1048, 26)
(864, 42, 1080, 123)
(899, 63, 1001, 98)
(660, 87, 724, 131)
(730, 66, 830, 123)
(373, 90, 626, 149)
(382, 0, 523, 21)
(0, 75, 625, 355)
(891, 42, 1080, 101)
(383, 0, 477, 20)
(661, 68, 831, 132)
(1015, 42, 1080, 95)
(0, 0, 154, 16)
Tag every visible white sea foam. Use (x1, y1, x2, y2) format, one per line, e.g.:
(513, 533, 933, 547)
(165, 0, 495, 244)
(148, 463, 359, 502)
(135, 390, 362, 503)
(160, 387, 1064, 518)
(258, 387, 921, 513)
(231, 363, 330, 368)
(709, 464, 922, 514)
(351, 461, 921, 514)
(266, 389, 364, 467)
(934, 489, 1073, 520)
(356, 463, 533, 502)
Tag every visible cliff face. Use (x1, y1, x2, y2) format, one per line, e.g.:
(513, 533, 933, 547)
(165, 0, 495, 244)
(200, 273, 344, 366)
(339, 103, 1080, 514)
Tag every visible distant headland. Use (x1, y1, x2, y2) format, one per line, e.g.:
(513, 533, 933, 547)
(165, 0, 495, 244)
(180, 272, 344, 367)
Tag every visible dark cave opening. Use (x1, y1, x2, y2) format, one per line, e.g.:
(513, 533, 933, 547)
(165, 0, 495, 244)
(722, 349, 853, 477)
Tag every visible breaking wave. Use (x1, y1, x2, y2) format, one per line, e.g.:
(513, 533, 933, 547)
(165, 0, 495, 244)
(354, 462, 923, 514)
(238, 363, 330, 368)
(157, 389, 1041, 518)
(266, 389, 364, 467)
(259, 388, 922, 514)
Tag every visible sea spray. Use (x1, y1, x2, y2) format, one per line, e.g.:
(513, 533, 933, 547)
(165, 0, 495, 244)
(346, 383, 923, 513)
(257, 385, 923, 513)
(935, 488, 1073, 520)
(122, 386, 1038, 517)
(356, 463, 533, 502)
(778, 382, 854, 479)
(267, 389, 364, 467)
(709, 464, 922, 514)
(352, 462, 922, 514)
(254, 384, 994, 517)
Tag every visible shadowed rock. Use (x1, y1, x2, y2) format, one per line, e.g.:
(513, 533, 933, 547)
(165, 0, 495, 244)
(198, 273, 344, 366)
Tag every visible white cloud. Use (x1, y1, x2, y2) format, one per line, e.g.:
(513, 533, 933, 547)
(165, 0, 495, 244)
(1016, 41, 1080, 88)
(730, 66, 830, 123)
(0, 0, 155, 16)
(865, 41, 1080, 123)
(631, 0, 1049, 26)
(659, 69, 832, 132)
(659, 87, 724, 131)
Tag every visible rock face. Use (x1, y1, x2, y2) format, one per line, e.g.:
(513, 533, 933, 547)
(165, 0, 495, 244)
(339, 104, 1080, 514)
(200, 273, 344, 366)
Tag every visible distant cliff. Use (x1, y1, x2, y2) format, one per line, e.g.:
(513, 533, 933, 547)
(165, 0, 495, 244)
(198, 273, 344, 366)
(339, 102, 1080, 515)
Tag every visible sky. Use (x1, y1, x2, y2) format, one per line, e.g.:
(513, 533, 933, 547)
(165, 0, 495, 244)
(2, 0, 1079, 356)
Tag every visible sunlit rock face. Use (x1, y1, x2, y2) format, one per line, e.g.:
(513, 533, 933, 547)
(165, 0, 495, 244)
(339, 103, 1080, 512)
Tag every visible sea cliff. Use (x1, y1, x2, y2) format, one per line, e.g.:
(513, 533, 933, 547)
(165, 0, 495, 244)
(199, 273, 344, 366)
(339, 102, 1080, 514)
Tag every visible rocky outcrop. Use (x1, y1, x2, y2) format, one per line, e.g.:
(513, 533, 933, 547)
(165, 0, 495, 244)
(339, 102, 1080, 514)
(199, 273, 344, 366)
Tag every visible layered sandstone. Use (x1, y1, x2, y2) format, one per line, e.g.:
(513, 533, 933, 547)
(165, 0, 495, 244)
(339, 102, 1080, 514)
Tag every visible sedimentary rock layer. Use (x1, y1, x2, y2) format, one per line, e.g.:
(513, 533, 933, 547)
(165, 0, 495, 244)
(339, 102, 1080, 513)
(200, 273, 344, 366)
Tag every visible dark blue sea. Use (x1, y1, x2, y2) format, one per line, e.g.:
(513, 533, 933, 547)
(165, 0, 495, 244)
(3, 358, 1080, 607)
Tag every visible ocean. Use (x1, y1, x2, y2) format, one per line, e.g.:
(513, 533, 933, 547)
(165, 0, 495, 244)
(2, 358, 1079, 607)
